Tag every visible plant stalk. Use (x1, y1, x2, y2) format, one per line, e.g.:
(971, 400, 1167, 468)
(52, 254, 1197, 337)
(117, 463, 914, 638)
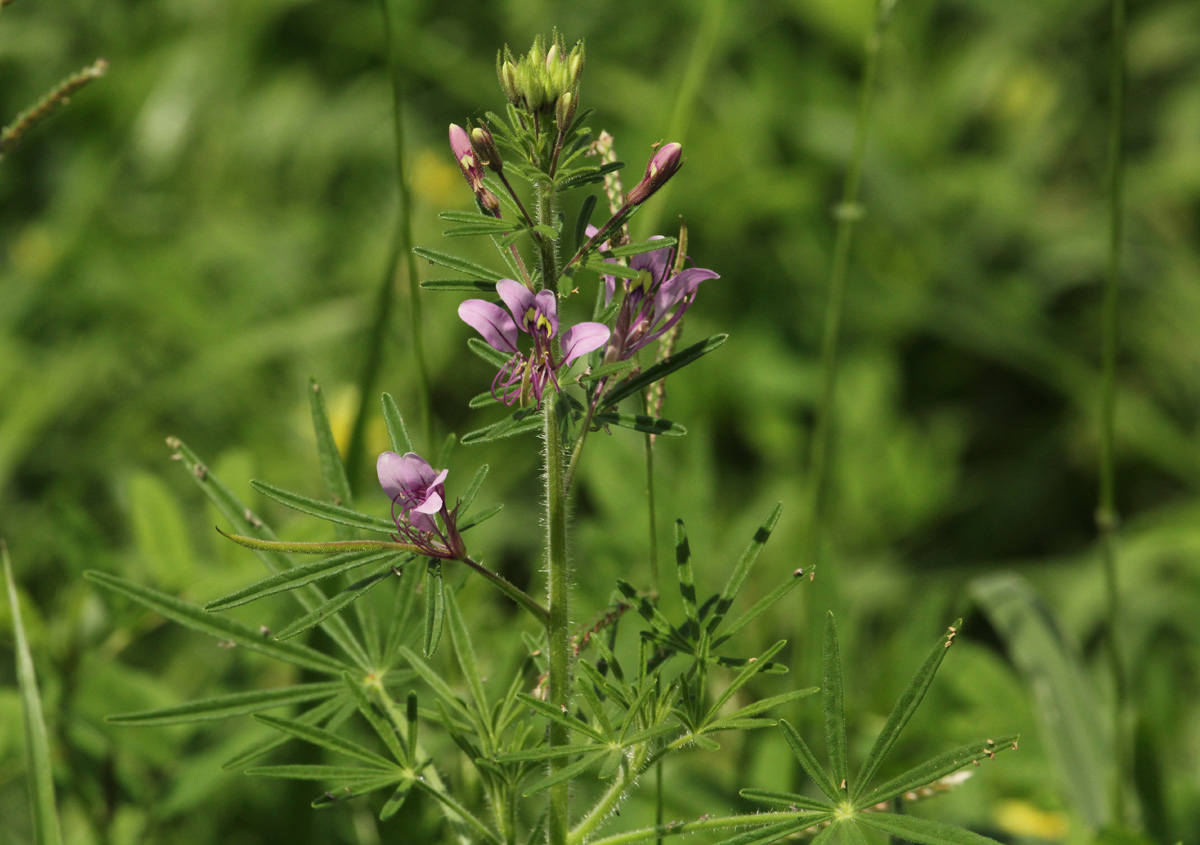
(1099, 0, 1131, 829)
(536, 173, 571, 845)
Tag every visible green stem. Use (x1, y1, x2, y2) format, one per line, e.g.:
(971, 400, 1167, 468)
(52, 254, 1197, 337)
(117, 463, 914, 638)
(569, 745, 652, 845)
(1099, 0, 1131, 829)
(804, 0, 890, 575)
(537, 174, 571, 845)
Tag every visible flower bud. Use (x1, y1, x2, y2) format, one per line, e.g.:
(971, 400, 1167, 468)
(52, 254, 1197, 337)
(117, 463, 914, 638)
(555, 91, 576, 132)
(625, 142, 683, 206)
(498, 59, 519, 106)
(470, 124, 503, 173)
(449, 123, 484, 190)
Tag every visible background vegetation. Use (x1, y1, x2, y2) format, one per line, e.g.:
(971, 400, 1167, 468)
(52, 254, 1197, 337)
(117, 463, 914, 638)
(3, 0, 1198, 842)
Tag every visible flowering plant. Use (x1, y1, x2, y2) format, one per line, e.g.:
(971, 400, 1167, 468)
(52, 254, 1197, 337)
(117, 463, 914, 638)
(85, 30, 1016, 845)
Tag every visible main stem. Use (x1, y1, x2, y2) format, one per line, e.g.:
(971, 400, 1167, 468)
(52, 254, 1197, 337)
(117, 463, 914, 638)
(1099, 0, 1130, 829)
(537, 176, 571, 845)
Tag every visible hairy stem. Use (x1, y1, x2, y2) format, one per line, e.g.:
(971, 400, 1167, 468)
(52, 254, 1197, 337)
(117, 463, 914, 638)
(1099, 0, 1131, 829)
(537, 174, 571, 845)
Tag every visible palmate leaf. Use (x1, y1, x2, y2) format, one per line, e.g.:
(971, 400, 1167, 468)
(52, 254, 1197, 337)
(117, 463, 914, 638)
(253, 713, 396, 768)
(343, 677, 407, 765)
(108, 682, 344, 726)
(777, 719, 841, 801)
(856, 735, 1019, 809)
(222, 697, 353, 771)
(520, 749, 609, 796)
(702, 640, 787, 727)
(4, 546, 63, 845)
(705, 503, 784, 637)
(84, 571, 346, 675)
(703, 688, 818, 734)
(443, 590, 490, 740)
(310, 774, 410, 809)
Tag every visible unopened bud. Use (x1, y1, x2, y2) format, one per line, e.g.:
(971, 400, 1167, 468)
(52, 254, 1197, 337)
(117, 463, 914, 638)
(499, 59, 519, 105)
(470, 125, 503, 173)
(479, 187, 501, 216)
(568, 47, 584, 86)
(625, 142, 683, 206)
(556, 92, 576, 131)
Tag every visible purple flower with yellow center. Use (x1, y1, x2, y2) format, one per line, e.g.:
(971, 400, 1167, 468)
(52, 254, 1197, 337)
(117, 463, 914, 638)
(458, 280, 610, 406)
(587, 226, 718, 362)
(378, 450, 465, 559)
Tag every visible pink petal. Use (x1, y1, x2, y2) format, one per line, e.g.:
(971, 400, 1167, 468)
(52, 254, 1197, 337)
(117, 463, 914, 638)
(458, 299, 519, 353)
(496, 279, 535, 326)
(560, 322, 611, 365)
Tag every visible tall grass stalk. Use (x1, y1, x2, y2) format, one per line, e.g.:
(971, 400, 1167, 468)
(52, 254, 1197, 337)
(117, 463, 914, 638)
(1098, 0, 1131, 828)
(347, 0, 433, 483)
(805, 0, 895, 580)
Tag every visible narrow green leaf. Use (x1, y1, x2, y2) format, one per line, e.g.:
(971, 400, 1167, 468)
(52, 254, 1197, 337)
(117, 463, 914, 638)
(712, 568, 807, 648)
(399, 646, 474, 725)
(600, 335, 727, 410)
(342, 678, 408, 764)
(614, 580, 690, 651)
(574, 673, 614, 739)
(574, 193, 597, 251)
(737, 789, 830, 812)
(494, 744, 605, 764)
(576, 359, 636, 384)
(379, 780, 414, 820)
(467, 336, 511, 367)
(382, 564, 422, 670)
(245, 764, 395, 781)
(851, 620, 962, 802)
(217, 532, 414, 556)
(584, 258, 642, 280)
(823, 613, 849, 796)
(412, 246, 503, 282)
(601, 237, 677, 259)
(380, 393, 413, 454)
(222, 697, 351, 770)
(206, 550, 403, 610)
(310, 773, 408, 807)
(719, 820, 825, 845)
(444, 590, 489, 734)
(705, 503, 784, 637)
(251, 480, 396, 534)
(445, 224, 522, 238)
(703, 640, 787, 725)
(971, 573, 1111, 828)
(778, 720, 840, 801)
(422, 563, 445, 657)
(576, 658, 629, 709)
(412, 780, 503, 845)
(458, 464, 489, 514)
(308, 380, 353, 511)
(555, 160, 623, 191)
(516, 693, 608, 744)
(274, 566, 394, 641)
(422, 278, 499, 292)
(439, 210, 515, 225)
(4, 546, 63, 845)
(521, 749, 607, 795)
(593, 412, 686, 437)
(85, 571, 346, 675)
(707, 688, 818, 728)
(461, 409, 543, 444)
(857, 813, 1006, 845)
(469, 391, 500, 409)
(856, 735, 1020, 809)
(458, 503, 503, 532)
(253, 713, 397, 768)
(109, 682, 343, 726)
(674, 520, 699, 639)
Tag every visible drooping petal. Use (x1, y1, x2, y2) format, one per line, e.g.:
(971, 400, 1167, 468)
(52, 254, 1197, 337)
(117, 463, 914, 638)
(560, 322, 611, 365)
(458, 299, 520, 353)
(654, 268, 718, 314)
(496, 279, 536, 326)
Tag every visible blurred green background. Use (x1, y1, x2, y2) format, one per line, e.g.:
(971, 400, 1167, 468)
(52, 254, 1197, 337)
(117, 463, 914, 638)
(3, 0, 1199, 842)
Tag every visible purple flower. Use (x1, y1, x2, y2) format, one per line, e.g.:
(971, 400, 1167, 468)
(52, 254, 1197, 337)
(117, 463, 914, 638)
(591, 232, 718, 362)
(458, 280, 610, 406)
(377, 451, 464, 559)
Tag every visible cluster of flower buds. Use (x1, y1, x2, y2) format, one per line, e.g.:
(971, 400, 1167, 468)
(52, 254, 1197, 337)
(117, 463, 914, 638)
(497, 31, 584, 129)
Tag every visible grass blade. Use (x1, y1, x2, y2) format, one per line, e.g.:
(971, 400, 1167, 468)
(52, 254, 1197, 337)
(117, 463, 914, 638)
(4, 545, 63, 845)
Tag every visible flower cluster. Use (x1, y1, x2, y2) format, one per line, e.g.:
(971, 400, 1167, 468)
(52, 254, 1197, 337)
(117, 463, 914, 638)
(592, 229, 718, 363)
(377, 451, 465, 560)
(459, 280, 609, 406)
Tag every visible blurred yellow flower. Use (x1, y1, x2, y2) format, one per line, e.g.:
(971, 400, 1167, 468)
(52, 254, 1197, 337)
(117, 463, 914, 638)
(994, 800, 1068, 841)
